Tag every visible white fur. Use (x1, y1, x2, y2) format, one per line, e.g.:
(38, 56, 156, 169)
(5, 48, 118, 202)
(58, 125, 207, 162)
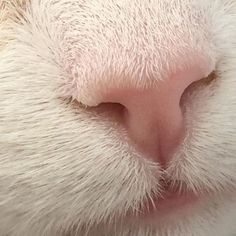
(0, 0, 236, 235)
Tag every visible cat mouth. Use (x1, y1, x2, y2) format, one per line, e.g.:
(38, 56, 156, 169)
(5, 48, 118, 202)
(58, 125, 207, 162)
(147, 191, 198, 215)
(138, 183, 200, 218)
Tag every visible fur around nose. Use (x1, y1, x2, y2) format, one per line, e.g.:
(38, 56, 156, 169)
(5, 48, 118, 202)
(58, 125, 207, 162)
(92, 68, 205, 166)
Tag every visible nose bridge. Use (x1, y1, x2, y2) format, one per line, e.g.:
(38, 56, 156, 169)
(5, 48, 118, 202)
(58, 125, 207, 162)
(73, 36, 211, 108)
(62, 0, 214, 106)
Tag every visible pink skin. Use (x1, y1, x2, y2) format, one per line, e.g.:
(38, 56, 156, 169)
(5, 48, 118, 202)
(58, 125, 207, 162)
(101, 67, 208, 167)
(126, 180, 200, 218)
(143, 190, 199, 217)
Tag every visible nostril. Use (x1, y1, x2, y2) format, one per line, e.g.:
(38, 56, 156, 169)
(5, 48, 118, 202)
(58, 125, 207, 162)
(180, 71, 217, 110)
(93, 102, 126, 113)
(88, 102, 128, 125)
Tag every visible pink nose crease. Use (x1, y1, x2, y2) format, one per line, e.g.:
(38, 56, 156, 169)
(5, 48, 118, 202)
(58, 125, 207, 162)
(99, 69, 205, 167)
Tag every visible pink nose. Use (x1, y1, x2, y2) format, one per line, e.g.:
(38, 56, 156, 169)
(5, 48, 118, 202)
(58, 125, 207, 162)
(78, 66, 207, 167)
(95, 68, 206, 167)
(96, 68, 204, 166)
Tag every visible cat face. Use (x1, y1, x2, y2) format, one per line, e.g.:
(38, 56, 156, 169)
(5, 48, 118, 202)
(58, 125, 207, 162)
(0, 0, 236, 235)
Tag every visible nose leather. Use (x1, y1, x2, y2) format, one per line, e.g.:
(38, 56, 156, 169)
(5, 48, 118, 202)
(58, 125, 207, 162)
(98, 68, 205, 166)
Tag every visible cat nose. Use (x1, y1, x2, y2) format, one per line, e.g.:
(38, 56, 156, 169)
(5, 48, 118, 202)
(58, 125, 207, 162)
(91, 69, 205, 166)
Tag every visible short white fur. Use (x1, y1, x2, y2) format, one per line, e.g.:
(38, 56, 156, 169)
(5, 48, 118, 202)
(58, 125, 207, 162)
(0, 0, 236, 235)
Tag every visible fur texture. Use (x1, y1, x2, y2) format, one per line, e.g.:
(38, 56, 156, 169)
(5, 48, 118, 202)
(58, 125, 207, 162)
(0, 0, 236, 235)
